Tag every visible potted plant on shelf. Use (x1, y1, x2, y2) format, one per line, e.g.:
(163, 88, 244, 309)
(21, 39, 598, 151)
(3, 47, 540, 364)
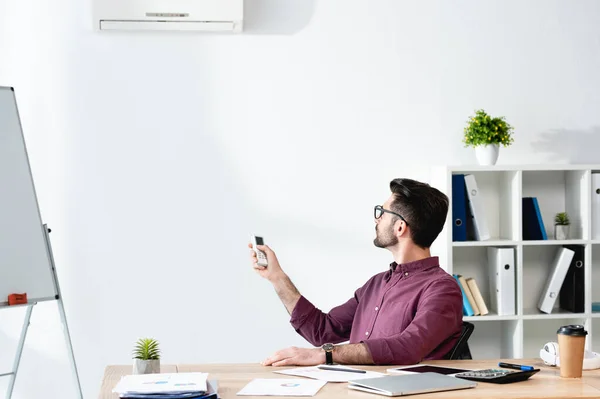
(462, 109, 514, 165)
(132, 337, 161, 375)
(554, 212, 570, 240)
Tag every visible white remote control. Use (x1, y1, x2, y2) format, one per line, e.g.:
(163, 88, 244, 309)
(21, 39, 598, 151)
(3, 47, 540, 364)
(251, 235, 268, 267)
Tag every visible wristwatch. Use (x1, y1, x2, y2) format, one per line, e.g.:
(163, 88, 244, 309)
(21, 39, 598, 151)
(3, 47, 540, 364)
(322, 343, 334, 365)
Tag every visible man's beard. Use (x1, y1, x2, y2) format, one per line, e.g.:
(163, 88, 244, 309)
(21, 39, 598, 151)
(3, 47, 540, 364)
(373, 225, 398, 248)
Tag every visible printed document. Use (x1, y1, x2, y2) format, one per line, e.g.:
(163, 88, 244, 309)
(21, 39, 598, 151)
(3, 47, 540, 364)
(236, 378, 326, 396)
(274, 365, 385, 383)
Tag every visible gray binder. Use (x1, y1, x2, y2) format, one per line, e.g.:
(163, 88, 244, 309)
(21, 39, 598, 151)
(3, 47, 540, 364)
(347, 373, 477, 396)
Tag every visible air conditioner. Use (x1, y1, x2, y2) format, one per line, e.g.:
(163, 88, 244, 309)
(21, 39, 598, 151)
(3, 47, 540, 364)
(94, 0, 243, 32)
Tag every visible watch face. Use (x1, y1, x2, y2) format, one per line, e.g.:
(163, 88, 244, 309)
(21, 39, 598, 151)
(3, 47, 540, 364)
(322, 343, 334, 351)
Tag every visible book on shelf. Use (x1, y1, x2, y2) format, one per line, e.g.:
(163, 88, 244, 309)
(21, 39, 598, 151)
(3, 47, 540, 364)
(452, 274, 489, 317)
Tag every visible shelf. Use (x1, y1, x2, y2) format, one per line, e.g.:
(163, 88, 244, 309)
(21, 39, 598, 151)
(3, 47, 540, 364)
(592, 244, 600, 309)
(521, 169, 588, 240)
(521, 309, 587, 320)
(594, 319, 600, 352)
(431, 164, 600, 360)
(453, 239, 516, 247)
(453, 239, 589, 247)
(522, 239, 589, 246)
(523, 317, 588, 358)
(454, 170, 520, 241)
(464, 313, 519, 321)
(468, 320, 521, 359)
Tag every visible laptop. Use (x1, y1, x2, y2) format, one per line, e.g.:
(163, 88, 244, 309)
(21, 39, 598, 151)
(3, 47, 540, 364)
(347, 372, 477, 396)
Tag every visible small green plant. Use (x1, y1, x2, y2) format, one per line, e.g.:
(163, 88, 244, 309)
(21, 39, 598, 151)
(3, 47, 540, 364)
(555, 212, 570, 226)
(462, 109, 514, 148)
(132, 338, 160, 360)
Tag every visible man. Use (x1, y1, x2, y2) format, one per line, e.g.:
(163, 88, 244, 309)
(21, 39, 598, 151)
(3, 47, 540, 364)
(248, 178, 463, 366)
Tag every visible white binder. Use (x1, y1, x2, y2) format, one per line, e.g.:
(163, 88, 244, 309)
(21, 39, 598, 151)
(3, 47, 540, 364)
(538, 247, 575, 314)
(593, 173, 600, 239)
(464, 174, 491, 240)
(487, 247, 515, 316)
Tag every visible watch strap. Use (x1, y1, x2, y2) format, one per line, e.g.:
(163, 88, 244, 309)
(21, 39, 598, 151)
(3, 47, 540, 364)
(325, 350, 333, 365)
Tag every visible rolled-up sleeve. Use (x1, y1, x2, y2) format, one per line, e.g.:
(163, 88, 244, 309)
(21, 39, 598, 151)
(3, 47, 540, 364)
(290, 293, 360, 347)
(362, 278, 462, 365)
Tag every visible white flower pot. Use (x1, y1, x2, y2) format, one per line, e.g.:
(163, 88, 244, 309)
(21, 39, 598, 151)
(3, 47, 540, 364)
(555, 225, 570, 240)
(475, 144, 500, 166)
(133, 359, 160, 375)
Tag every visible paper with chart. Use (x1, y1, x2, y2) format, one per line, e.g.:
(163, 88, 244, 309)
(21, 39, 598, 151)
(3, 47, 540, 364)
(273, 365, 385, 383)
(237, 378, 326, 396)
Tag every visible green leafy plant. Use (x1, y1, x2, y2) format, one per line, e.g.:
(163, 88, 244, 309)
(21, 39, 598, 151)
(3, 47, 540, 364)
(462, 109, 514, 148)
(555, 212, 570, 226)
(132, 338, 161, 360)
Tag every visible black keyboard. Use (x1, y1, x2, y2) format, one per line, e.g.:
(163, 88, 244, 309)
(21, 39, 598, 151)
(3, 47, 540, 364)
(454, 368, 540, 384)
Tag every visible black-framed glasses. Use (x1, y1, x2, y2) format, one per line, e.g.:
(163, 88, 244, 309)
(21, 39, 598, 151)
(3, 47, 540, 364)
(374, 205, 408, 224)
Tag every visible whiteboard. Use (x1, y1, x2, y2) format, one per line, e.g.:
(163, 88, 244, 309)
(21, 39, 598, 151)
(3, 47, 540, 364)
(0, 86, 57, 306)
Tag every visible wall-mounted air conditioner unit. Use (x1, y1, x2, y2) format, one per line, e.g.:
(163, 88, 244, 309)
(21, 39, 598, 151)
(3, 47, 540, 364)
(94, 0, 243, 32)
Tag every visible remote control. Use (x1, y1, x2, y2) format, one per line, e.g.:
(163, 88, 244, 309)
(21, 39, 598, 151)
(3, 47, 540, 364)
(251, 235, 268, 267)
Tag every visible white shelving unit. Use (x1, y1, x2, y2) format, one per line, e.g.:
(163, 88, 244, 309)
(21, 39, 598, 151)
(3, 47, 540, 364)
(430, 164, 600, 360)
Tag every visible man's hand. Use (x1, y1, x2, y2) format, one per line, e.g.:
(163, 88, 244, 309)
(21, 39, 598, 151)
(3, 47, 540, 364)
(248, 243, 285, 283)
(262, 347, 325, 367)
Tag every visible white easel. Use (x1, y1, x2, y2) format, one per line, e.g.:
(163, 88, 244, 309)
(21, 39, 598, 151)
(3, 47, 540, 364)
(0, 224, 83, 399)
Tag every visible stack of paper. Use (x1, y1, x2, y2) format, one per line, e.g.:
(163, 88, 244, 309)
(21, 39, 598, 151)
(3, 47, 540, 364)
(113, 372, 217, 399)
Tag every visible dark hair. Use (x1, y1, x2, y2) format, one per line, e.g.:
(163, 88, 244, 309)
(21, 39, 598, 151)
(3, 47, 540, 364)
(389, 178, 449, 248)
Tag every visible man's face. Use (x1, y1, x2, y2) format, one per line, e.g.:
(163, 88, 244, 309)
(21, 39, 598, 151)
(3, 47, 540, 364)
(373, 196, 399, 248)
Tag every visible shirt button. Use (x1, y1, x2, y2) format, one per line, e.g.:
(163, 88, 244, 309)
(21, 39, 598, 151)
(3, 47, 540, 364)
(404, 272, 409, 276)
(365, 331, 369, 336)
(375, 307, 379, 311)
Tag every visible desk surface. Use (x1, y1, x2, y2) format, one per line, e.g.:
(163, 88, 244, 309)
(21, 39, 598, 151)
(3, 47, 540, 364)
(99, 358, 600, 399)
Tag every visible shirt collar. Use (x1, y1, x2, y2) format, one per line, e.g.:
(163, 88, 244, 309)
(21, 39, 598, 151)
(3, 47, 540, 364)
(389, 256, 440, 274)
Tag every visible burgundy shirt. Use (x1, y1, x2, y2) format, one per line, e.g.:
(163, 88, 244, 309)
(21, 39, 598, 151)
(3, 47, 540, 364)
(289, 256, 463, 365)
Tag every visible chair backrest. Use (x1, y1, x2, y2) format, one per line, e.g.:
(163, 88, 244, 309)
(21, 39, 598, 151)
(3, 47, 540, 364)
(445, 321, 474, 360)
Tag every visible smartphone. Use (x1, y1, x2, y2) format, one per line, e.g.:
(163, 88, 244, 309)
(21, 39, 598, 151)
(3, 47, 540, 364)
(251, 235, 268, 267)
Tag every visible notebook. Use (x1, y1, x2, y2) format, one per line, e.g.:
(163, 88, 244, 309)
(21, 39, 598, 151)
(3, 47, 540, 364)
(347, 372, 477, 396)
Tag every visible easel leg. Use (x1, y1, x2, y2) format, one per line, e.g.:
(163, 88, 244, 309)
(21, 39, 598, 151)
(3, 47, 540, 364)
(42, 225, 84, 399)
(6, 304, 34, 399)
(57, 297, 83, 399)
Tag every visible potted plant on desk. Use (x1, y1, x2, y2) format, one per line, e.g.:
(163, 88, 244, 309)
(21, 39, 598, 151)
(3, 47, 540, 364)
(554, 212, 570, 240)
(132, 337, 161, 375)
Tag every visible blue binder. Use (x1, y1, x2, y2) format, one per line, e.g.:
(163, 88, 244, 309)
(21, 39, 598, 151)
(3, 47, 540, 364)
(453, 274, 474, 316)
(452, 174, 468, 241)
(523, 197, 547, 240)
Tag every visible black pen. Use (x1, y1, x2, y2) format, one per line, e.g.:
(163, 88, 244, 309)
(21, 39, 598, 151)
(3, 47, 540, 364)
(498, 362, 534, 371)
(317, 365, 367, 374)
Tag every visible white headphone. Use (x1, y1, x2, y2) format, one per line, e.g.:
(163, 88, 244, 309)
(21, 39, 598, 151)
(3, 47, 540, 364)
(540, 342, 600, 370)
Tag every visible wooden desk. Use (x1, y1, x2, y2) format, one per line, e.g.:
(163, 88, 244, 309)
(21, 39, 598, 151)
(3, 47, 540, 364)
(99, 358, 600, 399)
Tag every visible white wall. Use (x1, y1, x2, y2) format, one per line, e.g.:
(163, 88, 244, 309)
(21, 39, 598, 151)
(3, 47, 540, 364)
(1, 0, 600, 397)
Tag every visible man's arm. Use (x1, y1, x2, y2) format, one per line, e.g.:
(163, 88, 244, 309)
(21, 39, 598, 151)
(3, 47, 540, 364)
(250, 243, 361, 346)
(361, 278, 463, 365)
(262, 342, 373, 367)
(271, 274, 301, 315)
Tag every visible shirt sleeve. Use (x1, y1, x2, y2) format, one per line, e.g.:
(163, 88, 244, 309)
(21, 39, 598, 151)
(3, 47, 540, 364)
(362, 277, 463, 365)
(289, 287, 364, 347)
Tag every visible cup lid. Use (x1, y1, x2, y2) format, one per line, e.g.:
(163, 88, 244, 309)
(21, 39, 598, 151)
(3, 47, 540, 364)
(557, 324, 588, 336)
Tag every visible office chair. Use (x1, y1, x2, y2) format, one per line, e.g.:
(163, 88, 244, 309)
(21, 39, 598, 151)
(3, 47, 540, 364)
(444, 321, 474, 360)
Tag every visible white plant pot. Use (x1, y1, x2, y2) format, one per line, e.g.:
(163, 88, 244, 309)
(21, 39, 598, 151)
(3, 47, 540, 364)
(475, 144, 500, 166)
(555, 225, 570, 240)
(133, 359, 160, 375)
